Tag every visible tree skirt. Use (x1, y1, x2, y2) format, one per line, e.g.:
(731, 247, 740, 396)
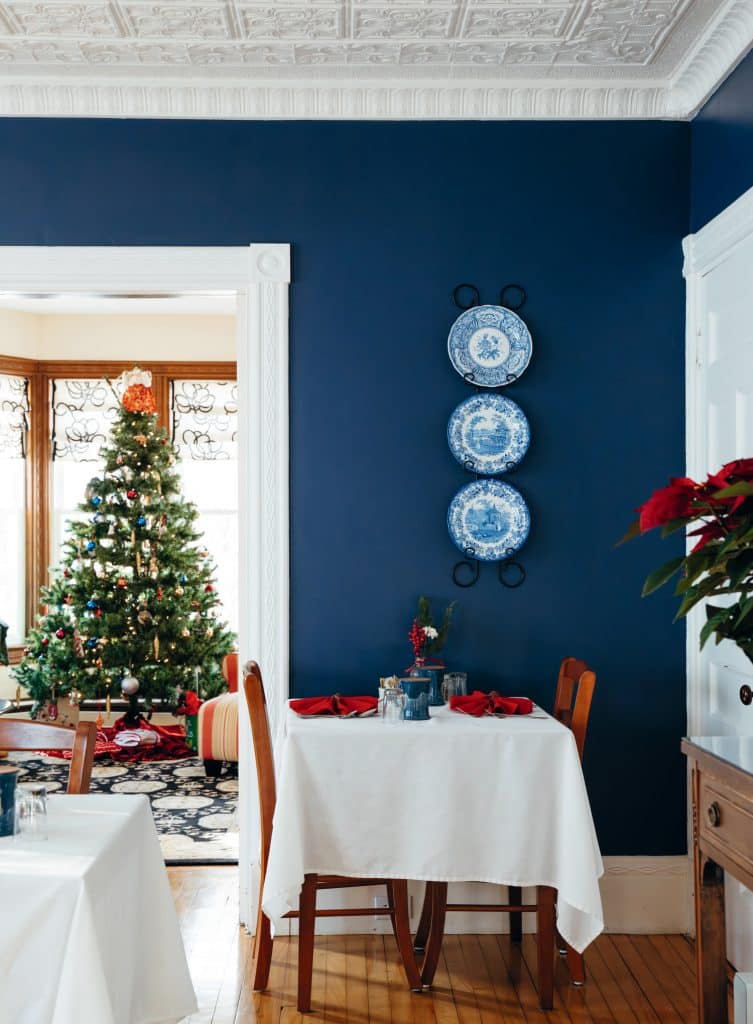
(44, 715, 194, 762)
(7, 751, 238, 864)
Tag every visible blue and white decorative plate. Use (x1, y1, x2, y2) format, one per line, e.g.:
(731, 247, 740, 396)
(447, 479, 530, 561)
(447, 304, 532, 387)
(447, 394, 530, 475)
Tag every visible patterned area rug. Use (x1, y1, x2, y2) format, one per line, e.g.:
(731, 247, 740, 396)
(6, 751, 238, 864)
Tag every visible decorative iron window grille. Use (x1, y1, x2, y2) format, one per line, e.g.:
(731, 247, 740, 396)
(171, 380, 238, 461)
(51, 378, 120, 462)
(0, 373, 29, 460)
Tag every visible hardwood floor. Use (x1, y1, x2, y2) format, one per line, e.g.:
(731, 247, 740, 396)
(170, 866, 713, 1024)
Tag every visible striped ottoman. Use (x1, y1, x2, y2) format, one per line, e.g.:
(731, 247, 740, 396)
(198, 690, 238, 777)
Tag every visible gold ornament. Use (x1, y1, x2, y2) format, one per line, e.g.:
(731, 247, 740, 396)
(180, 627, 190, 638)
(134, 434, 147, 447)
(153, 636, 160, 659)
(175, 585, 184, 596)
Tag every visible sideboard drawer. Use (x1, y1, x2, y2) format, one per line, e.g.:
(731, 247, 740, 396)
(699, 778, 753, 872)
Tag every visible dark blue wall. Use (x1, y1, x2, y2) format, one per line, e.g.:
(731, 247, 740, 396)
(0, 119, 689, 854)
(692, 49, 753, 229)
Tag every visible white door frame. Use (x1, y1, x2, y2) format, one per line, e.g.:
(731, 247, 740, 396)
(0, 244, 292, 928)
(683, 185, 753, 736)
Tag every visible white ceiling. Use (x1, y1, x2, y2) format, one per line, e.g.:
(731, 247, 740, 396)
(0, 0, 751, 119)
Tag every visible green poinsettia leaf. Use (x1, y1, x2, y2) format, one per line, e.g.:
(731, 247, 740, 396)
(642, 556, 685, 597)
(700, 609, 733, 649)
(660, 517, 690, 538)
(727, 550, 753, 588)
(616, 519, 641, 547)
(674, 574, 728, 620)
(713, 482, 753, 498)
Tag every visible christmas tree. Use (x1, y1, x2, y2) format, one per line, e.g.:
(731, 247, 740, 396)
(14, 368, 235, 723)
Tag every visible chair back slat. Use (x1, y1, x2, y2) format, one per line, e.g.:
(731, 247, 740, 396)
(0, 719, 97, 794)
(570, 670, 596, 761)
(242, 661, 276, 875)
(553, 657, 595, 762)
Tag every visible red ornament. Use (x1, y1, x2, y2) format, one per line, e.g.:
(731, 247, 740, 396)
(156, 587, 164, 601)
(126, 489, 138, 500)
(63, 595, 73, 605)
(41, 637, 49, 646)
(116, 577, 128, 589)
(55, 628, 65, 639)
(63, 569, 71, 578)
(204, 584, 214, 593)
(95, 608, 103, 618)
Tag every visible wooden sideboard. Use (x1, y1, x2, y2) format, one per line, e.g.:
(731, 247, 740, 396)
(683, 737, 753, 1024)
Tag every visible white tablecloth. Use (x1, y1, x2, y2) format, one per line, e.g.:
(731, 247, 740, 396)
(0, 794, 197, 1024)
(263, 704, 604, 953)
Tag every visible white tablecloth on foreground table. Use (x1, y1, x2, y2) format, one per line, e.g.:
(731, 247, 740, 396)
(263, 704, 604, 953)
(0, 794, 196, 1024)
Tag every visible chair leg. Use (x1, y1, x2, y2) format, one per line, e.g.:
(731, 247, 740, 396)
(297, 874, 318, 1013)
(413, 883, 432, 954)
(536, 885, 556, 1011)
(420, 882, 448, 989)
(252, 901, 274, 991)
(385, 882, 399, 943)
(508, 886, 523, 943)
(388, 880, 422, 992)
(203, 758, 223, 777)
(567, 946, 586, 986)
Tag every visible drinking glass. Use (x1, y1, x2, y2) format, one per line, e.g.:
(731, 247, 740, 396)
(382, 688, 405, 724)
(442, 672, 468, 701)
(15, 783, 48, 841)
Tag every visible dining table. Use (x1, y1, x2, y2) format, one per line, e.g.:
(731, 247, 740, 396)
(262, 701, 604, 955)
(0, 792, 197, 1024)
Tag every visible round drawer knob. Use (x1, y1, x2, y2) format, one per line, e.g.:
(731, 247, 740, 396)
(707, 802, 721, 828)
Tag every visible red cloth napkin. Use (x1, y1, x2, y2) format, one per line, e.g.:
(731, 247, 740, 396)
(449, 690, 533, 717)
(290, 694, 378, 717)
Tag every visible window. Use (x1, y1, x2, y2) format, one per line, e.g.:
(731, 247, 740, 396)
(51, 378, 118, 564)
(0, 372, 29, 645)
(1, 360, 237, 659)
(172, 380, 239, 635)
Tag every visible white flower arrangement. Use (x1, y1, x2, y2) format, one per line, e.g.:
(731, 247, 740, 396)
(422, 626, 439, 639)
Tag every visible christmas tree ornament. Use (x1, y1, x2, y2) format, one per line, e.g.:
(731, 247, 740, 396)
(116, 455, 124, 465)
(136, 515, 146, 527)
(153, 636, 160, 659)
(137, 609, 152, 625)
(55, 628, 65, 639)
(63, 569, 71, 578)
(156, 587, 164, 601)
(181, 628, 190, 638)
(86, 637, 98, 649)
(174, 586, 184, 596)
(95, 609, 102, 618)
(134, 434, 147, 447)
(120, 674, 140, 696)
(116, 577, 128, 589)
(205, 584, 214, 593)
(64, 595, 73, 605)
(86, 540, 96, 552)
(91, 513, 102, 524)
(90, 496, 101, 507)
(86, 600, 98, 610)
(126, 489, 138, 500)
(179, 574, 187, 584)
(205, 627, 214, 637)
(73, 629, 84, 657)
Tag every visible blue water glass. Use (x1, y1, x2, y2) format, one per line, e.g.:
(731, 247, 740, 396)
(0, 767, 18, 838)
(400, 677, 430, 721)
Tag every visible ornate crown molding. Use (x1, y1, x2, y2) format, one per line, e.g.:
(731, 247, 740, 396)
(0, 1, 749, 119)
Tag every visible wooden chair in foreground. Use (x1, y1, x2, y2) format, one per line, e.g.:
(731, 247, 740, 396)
(414, 658, 597, 1008)
(243, 661, 421, 1013)
(0, 718, 97, 794)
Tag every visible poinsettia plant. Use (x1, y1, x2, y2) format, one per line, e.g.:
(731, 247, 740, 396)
(624, 458, 753, 663)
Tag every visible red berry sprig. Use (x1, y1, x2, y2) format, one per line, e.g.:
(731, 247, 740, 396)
(408, 618, 426, 659)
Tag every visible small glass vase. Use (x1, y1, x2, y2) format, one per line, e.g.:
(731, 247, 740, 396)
(411, 659, 445, 706)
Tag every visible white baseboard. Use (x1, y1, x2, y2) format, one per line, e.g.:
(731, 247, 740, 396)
(279, 856, 691, 937)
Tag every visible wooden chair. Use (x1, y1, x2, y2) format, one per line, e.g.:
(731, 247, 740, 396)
(414, 659, 597, 1007)
(0, 718, 97, 794)
(243, 661, 422, 1013)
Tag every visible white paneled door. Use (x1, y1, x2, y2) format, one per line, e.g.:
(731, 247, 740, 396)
(685, 188, 753, 969)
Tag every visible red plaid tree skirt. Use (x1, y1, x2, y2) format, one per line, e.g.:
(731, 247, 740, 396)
(44, 715, 193, 762)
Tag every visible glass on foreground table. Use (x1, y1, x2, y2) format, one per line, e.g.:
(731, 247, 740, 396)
(442, 672, 467, 700)
(382, 687, 405, 724)
(15, 783, 48, 841)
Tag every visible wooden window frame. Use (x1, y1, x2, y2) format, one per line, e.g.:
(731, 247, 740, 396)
(0, 358, 236, 664)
